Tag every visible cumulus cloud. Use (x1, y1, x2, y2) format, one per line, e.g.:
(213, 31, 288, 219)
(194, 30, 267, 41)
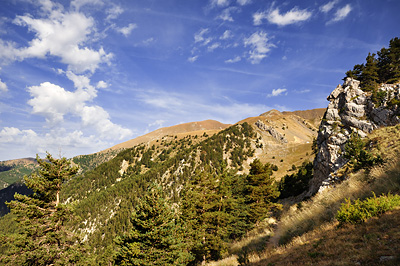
(254, 7, 312, 26)
(267, 88, 287, 97)
(329, 4, 352, 23)
(225, 56, 241, 63)
(96, 80, 108, 89)
(0, 126, 109, 160)
(117, 23, 137, 37)
(0, 79, 8, 92)
(27, 80, 132, 140)
(10, 7, 113, 73)
(244, 31, 275, 64)
(320, 0, 339, 13)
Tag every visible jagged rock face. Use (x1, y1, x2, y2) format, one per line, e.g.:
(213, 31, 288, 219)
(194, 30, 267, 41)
(255, 120, 288, 143)
(310, 78, 400, 195)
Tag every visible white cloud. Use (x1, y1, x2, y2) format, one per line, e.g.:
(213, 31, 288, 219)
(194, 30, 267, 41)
(71, 0, 103, 11)
(28, 82, 81, 124)
(237, 0, 251, 5)
(11, 9, 112, 73)
(254, 7, 312, 26)
(329, 4, 352, 23)
(27, 80, 132, 140)
(220, 30, 233, 40)
(188, 56, 198, 63)
(0, 79, 8, 92)
(142, 38, 155, 46)
(320, 0, 339, 13)
(267, 88, 287, 97)
(148, 120, 166, 129)
(217, 7, 237, 22)
(225, 56, 241, 63)
(117, 23, 138, 37)
(106, 5, 124, 21)
(194, 28, 212, 45)
(210, 0, 230, 8)
(96, 80, 108, 89)
(244, 31, 275, 64)
(0, 126, 109, 160)
(208, 42, 221, 52)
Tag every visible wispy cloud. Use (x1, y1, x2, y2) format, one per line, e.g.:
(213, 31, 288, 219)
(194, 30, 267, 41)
(267, 88, 287, 97)
(106, 5, 124, 21)
(237, 0, 251, 6)
(254, 6, 312, 26)
(208, 42, 221, 52)
(244, 31, 275, 64)
(220, 30, 233, 40)
(210, 0, 230, 8)
(71, 0, 103, 11)
(329, 4, 352, 23)
(217, 7, 238, 22)
(188, 55, 199, 63)
(320, 0, 339, 13)
(194, 28, 212, 45)
(225, 56, 241, 63)
(117, 23, 137, 36)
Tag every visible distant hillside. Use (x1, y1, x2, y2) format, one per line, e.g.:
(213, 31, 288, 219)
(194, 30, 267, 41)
(104, 119, 231, 151)
(0, 158, 37, 189)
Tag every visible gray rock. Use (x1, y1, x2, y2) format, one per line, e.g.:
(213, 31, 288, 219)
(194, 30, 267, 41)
(309, 79, 400, 195)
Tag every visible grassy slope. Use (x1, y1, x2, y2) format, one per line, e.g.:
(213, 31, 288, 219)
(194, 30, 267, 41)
(208, 125, 400, 266)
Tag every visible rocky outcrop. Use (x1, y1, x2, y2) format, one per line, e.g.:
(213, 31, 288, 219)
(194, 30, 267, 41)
(310, 78, 400, 195)
(255, 120, 288, 143)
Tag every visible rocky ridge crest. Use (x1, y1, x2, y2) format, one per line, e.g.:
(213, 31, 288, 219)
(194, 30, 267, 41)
(310, 78, 400, 194)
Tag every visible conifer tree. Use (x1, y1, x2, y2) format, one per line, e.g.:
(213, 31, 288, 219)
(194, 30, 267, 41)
(244, 159, 280, 224)
(0, 153, 83, 266)
(181, 172, 236, 265)
(360, 53, 380, 92)
(114, 184, 192, 266)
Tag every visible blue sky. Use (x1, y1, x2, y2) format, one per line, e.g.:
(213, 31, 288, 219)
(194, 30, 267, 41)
(0, 0, 399, 160)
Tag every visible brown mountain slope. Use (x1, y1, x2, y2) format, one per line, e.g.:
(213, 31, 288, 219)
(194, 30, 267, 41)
(237, 109, 321, 178)
(103, 119, 231, 152)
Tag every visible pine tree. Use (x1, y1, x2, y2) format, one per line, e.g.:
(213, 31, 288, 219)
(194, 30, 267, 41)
(181, 171, 236, 265)
(0, 153, 83, 266)
(114, 184, 192, 266)
(360, 53, 380, 92)
(244, 159, 280, 224)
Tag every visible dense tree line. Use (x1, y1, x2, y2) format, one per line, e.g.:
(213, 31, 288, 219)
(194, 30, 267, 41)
(345, 37, 400, 102)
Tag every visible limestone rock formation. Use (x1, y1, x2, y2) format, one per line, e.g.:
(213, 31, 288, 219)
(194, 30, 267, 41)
(310, 78, 400, 194)
(255, 120, 288, 143)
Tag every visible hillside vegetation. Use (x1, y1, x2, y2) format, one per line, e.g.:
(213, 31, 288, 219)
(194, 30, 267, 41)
(1, 37, 399, 266)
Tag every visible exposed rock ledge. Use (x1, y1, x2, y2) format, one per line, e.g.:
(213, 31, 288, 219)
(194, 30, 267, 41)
(309, 78, 400, 195)
(255, 120, 288, 144)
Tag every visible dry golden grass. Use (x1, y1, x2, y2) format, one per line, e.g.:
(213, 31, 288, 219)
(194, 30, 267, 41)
(254, 208, 400, 266)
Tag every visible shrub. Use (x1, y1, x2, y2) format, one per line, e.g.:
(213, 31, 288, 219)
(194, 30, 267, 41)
(336, 193, 400, 226)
